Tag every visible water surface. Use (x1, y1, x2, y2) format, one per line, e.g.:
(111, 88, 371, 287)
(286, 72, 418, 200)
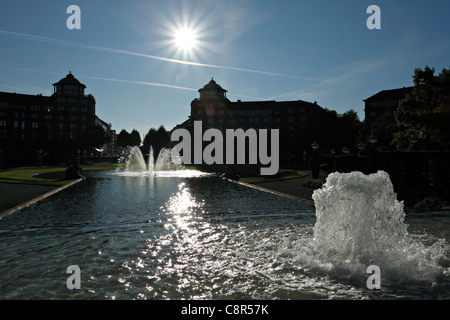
(0, 170, 449, 299)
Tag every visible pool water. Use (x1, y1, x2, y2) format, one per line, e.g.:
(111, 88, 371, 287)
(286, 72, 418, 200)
(0, 170, 449, 299)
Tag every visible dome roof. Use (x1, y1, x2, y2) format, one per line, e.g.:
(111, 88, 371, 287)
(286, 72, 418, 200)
(199, 78, 227, 92)
(53, 72, 86, 88)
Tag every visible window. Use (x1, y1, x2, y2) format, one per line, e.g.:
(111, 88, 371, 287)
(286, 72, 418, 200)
(32, 122, 39, 129)
(0, 120, 6, 127)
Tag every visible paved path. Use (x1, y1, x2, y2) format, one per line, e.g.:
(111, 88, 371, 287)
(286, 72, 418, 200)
(250, 170, 326, 204)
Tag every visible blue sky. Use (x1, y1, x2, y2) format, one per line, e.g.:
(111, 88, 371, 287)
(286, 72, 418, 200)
(0, 0, 449, 137)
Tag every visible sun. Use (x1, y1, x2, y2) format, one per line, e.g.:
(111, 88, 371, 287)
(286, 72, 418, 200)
(174, 27, 198, 51)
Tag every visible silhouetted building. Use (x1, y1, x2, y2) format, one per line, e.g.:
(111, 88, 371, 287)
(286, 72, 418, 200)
(0, 72, 114, 166)
(95, 116, 117, 156)
(364, 86, 413, 126)
(183, 79, 327, 167)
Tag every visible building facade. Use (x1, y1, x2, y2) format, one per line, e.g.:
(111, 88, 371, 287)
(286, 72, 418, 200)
(0, 72, 114, 167)
(95, 116, 117, 156)
(182, 79, 327, 168)
(364, 86, 413, 126)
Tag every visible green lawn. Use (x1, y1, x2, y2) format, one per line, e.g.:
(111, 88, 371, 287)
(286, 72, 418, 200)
(0, 164, 118, 187)
(239, 169, 308, 184)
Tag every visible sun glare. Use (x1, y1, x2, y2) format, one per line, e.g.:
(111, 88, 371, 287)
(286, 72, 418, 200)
(174, 27, 197, 51)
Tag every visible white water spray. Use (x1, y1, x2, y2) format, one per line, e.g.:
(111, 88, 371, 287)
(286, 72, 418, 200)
(309, 170, 446, 283)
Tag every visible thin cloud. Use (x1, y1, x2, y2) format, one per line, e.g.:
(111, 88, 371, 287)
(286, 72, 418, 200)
(3, 67, 198, 92)
(0, 29, 319, 81)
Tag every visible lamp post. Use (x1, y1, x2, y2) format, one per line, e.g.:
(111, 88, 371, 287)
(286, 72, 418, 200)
(357, 142, 366, 155)
(37, 149, 42, 168)
(368, 134, 378, 173)
(409, 134, 418, 149)
(311, 141, 320, 179)
(302, 149, 307, 169)
(368, 134, 378, 145)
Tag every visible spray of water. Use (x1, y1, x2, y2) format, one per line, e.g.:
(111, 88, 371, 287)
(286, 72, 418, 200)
(116, 146, 193, 176)
(306, 170, 446, 283)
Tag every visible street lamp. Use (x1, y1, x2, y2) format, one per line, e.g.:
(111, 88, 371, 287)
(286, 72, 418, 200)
(357, 142, 366, 151)
(37, 149, 42, 168)
(368, 134, 378, 144)
(311, 141, 320, 179)
(409, 134, 419, 145)
(368, 134, 378, 173)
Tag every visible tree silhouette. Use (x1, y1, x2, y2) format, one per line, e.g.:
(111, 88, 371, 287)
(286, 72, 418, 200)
(142, 125, 170, 159)
(81, 125, 108, 150)
(117, 129, 141, 147)
(393, 66, 450, 150)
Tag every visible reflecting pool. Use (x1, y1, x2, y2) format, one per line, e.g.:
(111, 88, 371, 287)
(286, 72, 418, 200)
(0, 170, 449, 299)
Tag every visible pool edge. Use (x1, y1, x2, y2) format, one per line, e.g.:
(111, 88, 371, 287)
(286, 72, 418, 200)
(235, 179, 315, 205)
(0, 178, 84, 219)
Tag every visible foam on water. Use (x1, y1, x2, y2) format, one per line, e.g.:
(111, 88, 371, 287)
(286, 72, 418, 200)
(304, 170, 447, 283)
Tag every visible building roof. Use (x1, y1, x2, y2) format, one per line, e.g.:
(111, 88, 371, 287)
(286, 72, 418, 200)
(52, 71, 86, 88)
(364, 86, 413, 102)
(199, 78, 227, 93)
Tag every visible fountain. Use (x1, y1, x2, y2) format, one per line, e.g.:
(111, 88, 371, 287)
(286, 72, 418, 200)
(117, 145, 205, 178)
(308, 170, 446, 283)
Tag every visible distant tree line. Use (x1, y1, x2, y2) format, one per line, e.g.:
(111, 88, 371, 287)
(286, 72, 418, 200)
(116, 126, 170, 159)
(117, 129, 142, 147)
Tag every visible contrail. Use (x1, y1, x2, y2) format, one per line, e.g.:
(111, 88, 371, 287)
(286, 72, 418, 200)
(0, 29, 319, 81)
(81, 75, 198, 92)
(4, 67, 199, 92)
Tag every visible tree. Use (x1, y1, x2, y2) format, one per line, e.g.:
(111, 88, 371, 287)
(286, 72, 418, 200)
(142, 125, 170, 158)
(142, 128, 157, 154)
(130, 129, 142, 147)
(117, 129, 131, 147)
(81, 125, 107, 150)
(117, 129, 141, 147)
(371, 113, 397, 151)
(393, 66, 450, 150)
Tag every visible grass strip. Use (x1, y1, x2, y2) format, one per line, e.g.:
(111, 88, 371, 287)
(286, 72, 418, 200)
(0, 165, 118, 187)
